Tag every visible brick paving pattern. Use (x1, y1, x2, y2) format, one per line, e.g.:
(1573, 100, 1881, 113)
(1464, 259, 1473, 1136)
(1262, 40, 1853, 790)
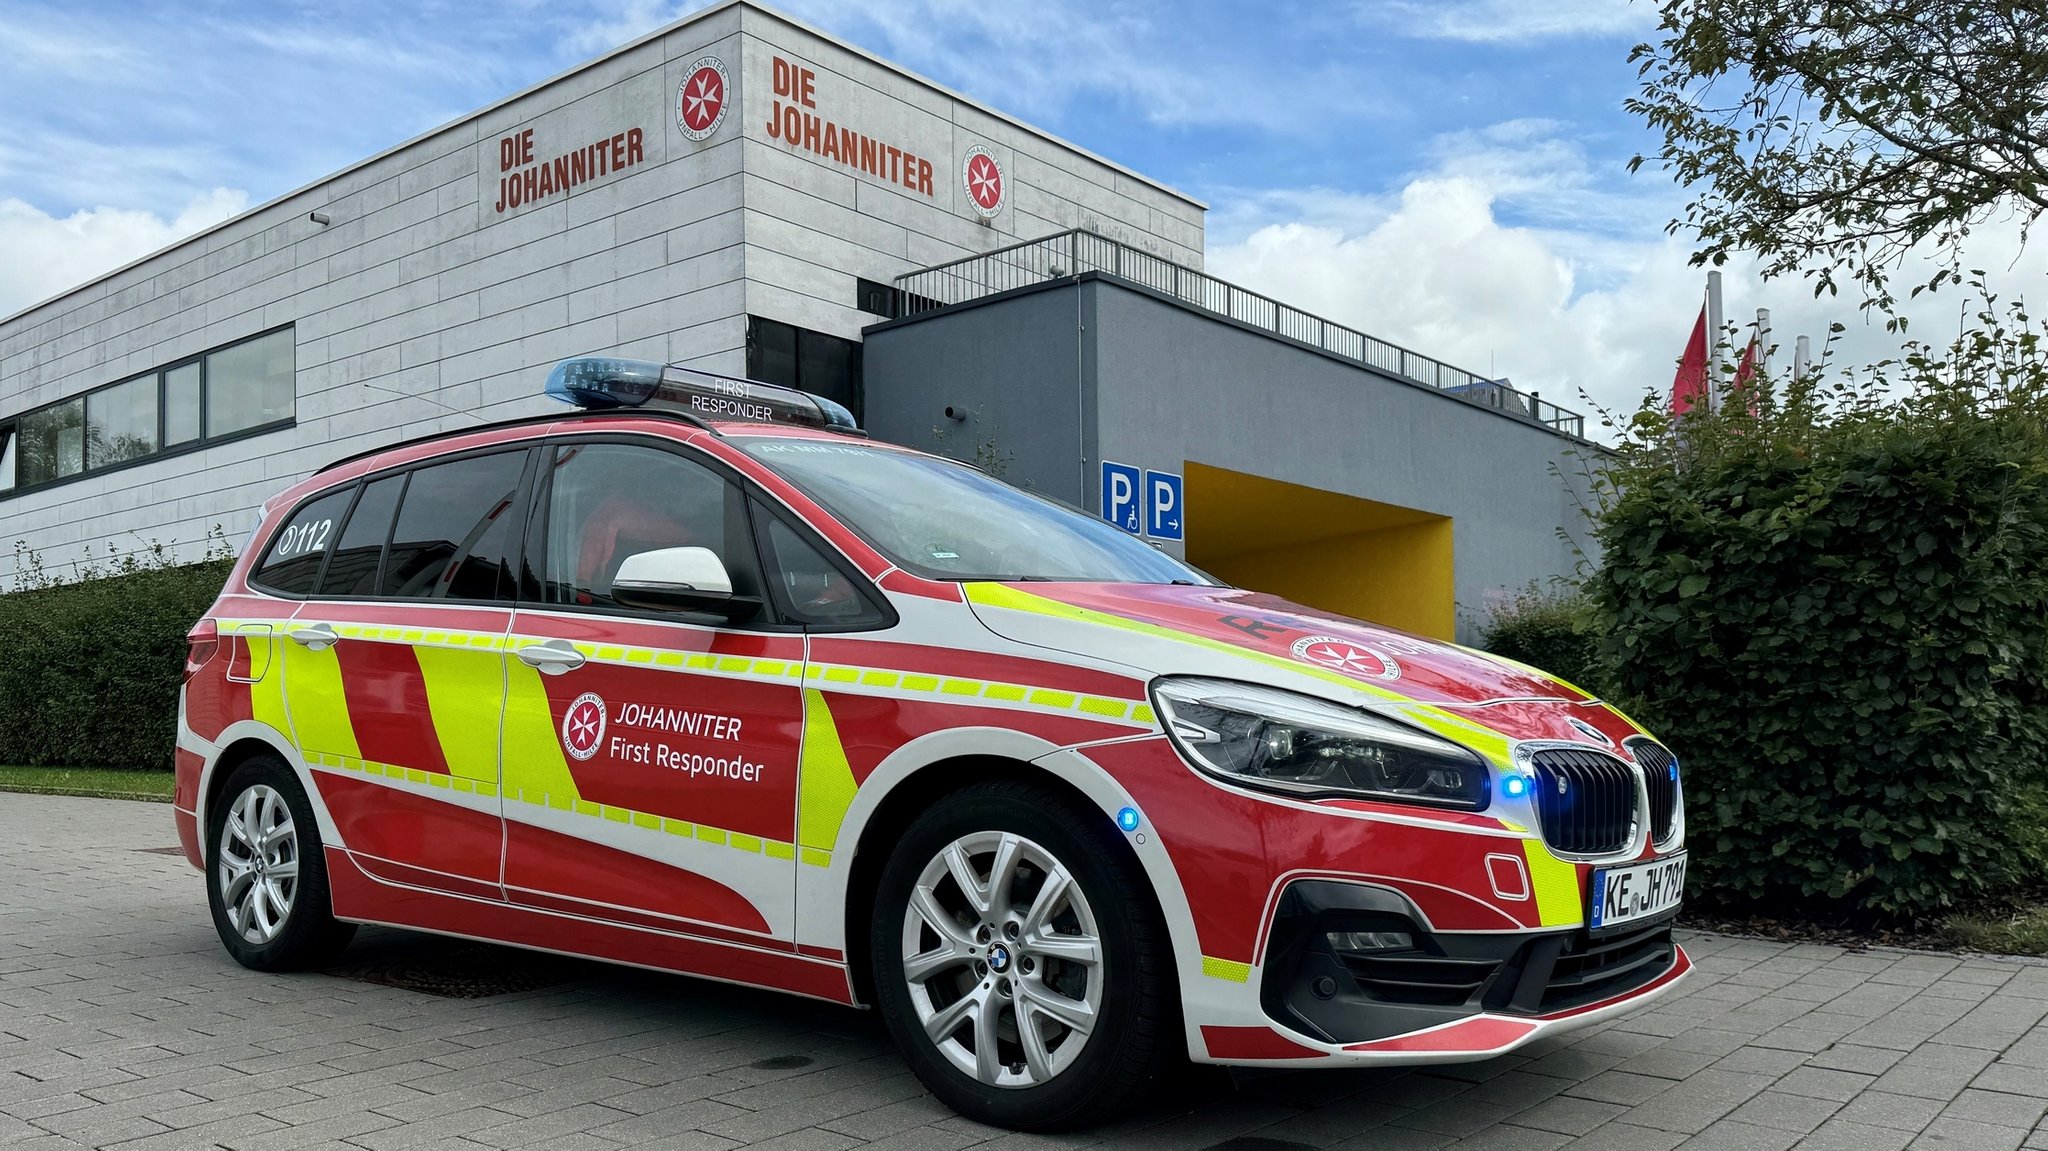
(3, 792, 2045, 1150)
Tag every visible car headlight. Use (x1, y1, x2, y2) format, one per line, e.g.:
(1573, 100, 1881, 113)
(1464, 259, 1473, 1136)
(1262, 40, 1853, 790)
(1151, 677, 1490, 810)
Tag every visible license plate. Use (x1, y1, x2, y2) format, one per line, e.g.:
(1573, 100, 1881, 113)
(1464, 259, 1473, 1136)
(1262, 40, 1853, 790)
(1590, 853, 1686, 931)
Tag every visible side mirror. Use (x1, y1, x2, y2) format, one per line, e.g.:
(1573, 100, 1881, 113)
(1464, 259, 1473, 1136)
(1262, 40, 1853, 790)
(611, 547, 757, 620)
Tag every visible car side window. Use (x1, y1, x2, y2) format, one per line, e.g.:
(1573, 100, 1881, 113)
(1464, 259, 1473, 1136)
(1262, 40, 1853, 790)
(380, 451, 527, 601)
(251, 486, 354, 595)
(757, 508, 888, 628)
(539, 442, 760, 610)
(316, 473, 403, 597)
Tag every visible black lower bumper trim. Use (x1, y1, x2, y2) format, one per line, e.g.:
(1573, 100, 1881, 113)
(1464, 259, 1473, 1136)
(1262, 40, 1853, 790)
(1261, 880, 1678, 1045)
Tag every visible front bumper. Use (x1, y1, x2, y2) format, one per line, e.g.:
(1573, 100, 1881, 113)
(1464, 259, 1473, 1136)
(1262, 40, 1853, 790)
(1195, 879, 1690, 1066)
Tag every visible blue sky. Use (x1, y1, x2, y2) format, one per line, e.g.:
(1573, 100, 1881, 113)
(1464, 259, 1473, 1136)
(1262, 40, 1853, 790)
(3, 0, 2028, 421)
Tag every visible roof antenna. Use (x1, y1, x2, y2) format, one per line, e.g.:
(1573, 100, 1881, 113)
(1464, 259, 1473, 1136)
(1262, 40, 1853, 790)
(361, 381, 485, 424)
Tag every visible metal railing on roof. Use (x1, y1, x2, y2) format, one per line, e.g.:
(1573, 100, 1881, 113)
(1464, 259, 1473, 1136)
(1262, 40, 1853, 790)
(893, 228, 1585, 438)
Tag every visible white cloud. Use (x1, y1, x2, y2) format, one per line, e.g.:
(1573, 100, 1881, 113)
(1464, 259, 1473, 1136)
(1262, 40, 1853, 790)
(562, 0, 689, 58)
(1362, 0, 1653, 43)
(0, 188, 247, 318)
(1206, 124, 2048, 440)
(565, 0, 1379, 132)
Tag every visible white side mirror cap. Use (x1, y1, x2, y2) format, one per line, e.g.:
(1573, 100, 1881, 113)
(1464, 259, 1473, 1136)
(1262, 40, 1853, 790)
(613, 546, 733, 596)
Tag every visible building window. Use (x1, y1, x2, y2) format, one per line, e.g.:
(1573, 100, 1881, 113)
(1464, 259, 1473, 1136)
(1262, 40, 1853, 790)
(18, 399, 85, 486)
(746, 316, 863, 422)
(0, 325, 295, 499)
(856, 278, 900, 319)
(855, 277, 937, 319)
(204, 328, 295, 438)
(163, 361, 203, 448)
(87, 374, 159, 469)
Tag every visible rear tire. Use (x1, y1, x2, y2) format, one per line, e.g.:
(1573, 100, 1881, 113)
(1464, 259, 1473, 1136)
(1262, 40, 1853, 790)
(205, 755, 356, 971)
(870, 780, 1175, 1130)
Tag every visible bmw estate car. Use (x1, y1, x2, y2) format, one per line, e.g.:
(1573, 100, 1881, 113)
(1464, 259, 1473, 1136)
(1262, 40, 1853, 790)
(175, 358, 1689, 1129)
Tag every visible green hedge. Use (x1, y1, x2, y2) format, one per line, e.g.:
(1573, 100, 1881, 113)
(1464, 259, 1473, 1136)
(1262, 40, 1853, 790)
(0, 552, 234, 770)
(1586, 313, 2048, 917)
(1478, 585, 1610, 697)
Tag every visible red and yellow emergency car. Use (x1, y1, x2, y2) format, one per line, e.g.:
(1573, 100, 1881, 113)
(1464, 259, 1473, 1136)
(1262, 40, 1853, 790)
(176, 358, 1689, 1129)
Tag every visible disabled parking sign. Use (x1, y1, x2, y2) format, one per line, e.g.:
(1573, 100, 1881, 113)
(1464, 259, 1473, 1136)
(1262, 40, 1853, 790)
(1100, 461, 1142, 534)
(1100, 460, 1184, 540)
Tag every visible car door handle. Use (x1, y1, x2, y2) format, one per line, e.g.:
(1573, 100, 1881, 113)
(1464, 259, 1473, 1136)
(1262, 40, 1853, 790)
(288, 622, 339, 651)
(516, 639, 586, 674)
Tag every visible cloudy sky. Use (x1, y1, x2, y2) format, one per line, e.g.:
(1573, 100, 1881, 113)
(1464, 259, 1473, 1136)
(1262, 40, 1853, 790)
(2, 0, 2041, 426)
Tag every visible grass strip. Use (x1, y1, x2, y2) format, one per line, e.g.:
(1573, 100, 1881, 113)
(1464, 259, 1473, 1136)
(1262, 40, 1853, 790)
(0, 766, 175, 802)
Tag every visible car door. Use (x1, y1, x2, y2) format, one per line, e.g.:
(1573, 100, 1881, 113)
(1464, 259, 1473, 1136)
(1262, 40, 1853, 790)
(279, 447, 534, 900)
(499, 437, 806, 950)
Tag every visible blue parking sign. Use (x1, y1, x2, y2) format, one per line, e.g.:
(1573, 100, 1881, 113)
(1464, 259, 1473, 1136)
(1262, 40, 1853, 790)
(1146, 470, 1184, 541)
(1100, 461, 1141, 534)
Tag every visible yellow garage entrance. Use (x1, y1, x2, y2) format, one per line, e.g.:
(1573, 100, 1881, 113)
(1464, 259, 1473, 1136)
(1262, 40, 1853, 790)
(1183, 462, 1455, 640)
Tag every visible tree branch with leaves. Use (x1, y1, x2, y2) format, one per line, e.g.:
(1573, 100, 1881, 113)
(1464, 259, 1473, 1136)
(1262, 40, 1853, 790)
(1628, 0, 2048, 318)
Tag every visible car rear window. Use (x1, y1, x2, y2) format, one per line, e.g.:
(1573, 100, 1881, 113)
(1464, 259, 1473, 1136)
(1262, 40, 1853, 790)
(251, 486, 354, 595)
(379, 451, 526, 601)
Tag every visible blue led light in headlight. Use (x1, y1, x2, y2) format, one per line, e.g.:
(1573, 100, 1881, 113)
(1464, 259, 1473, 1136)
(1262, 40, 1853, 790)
(1502, 774, 1531, 800)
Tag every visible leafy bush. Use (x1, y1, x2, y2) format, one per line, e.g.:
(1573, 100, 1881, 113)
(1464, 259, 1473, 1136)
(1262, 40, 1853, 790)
(1478, 585, 1610, 697)
(0, 536, 234, 770)
(1587, 299, 2048, 917)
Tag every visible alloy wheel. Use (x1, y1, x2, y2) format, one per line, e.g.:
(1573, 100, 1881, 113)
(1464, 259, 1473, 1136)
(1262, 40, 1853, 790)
(217, 784, 299, 944)
(899, 830, 1104, 1089)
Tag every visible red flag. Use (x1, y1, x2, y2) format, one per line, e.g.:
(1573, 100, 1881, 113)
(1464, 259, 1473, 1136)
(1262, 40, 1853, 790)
(1731, 336, 1761, 416)
(1670, 305, 1708, 415)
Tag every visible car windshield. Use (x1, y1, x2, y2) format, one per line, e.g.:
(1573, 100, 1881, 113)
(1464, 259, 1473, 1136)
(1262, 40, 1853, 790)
(738, 437, 1214, 584)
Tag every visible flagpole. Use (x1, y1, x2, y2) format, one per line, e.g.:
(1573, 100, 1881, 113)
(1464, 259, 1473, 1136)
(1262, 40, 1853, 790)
(1706, 270, 1725, 414)
(1794, 334, 1811, 382)
(1756, 308, 1771, 377)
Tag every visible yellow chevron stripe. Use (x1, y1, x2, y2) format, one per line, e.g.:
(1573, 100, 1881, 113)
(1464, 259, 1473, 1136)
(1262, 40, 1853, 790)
(499, 660, 583, 803)
(1522, 839, 1583, 928)
(960, 584, 1515, 762)
(797, 689, 858, 853)
(216, 619, 1158, 732)
(279, 637, 360, 764)
(413, 645, 504, 786)
(1202, 956, 1252, 983)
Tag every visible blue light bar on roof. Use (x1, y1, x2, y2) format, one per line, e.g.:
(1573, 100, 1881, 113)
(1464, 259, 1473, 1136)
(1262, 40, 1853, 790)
(544, 356, 859, 432)
(545, 357, 665, 409)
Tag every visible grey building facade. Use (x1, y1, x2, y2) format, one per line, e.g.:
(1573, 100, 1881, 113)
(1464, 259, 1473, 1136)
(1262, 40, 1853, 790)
(864, 233, 1595, 642)
(0, 1, 1200, 582)
(0, 1, 1590, 643)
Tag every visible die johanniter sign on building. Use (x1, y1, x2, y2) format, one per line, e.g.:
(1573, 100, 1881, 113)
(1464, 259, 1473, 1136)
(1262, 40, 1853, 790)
(763, 55, 936, 197)
(493, 125, 648, 213)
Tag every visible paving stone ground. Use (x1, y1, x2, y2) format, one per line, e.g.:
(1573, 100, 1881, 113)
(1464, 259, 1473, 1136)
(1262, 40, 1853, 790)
(4, 792, 2046, 1151)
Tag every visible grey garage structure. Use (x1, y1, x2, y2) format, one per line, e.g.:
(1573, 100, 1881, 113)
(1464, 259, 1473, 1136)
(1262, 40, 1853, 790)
(0, 0, 1591, 643)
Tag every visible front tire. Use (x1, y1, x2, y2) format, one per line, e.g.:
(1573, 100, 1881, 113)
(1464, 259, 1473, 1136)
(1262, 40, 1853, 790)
(870, 780, 1175, 1130)
(205, 756, 355, 971)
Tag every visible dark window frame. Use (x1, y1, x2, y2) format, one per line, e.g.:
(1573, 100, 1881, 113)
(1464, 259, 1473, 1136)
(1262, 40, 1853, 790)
(378, 448, 533, 602)
(0, 323, 296, 502)
(745, 315, 864, 423)
(248, 482, 361, 598)
(84, 372, 161, 470)
(519, 432, 896, 635)
(749, 495, 894, 631)
(247, 443, 541, 607)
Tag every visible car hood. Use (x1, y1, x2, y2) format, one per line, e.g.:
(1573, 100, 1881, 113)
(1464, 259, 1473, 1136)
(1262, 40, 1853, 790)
(963, 581, 1647, 751)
